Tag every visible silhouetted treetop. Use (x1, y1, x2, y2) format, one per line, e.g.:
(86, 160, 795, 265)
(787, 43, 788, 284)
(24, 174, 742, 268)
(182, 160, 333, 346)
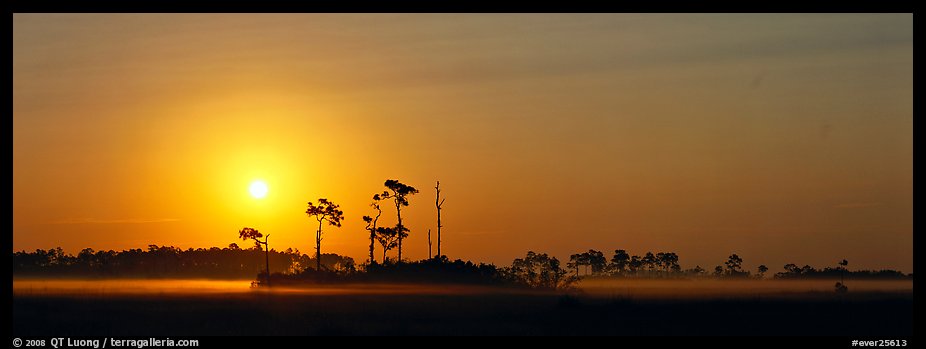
(381, 179, 418, 262)
(306, 198, 345, 271)
(306, 198, 345, 227)
(375, 226, 400, 262)
(382, 179, 419, 206)
(239, 227, 263, 241)
(372, 191, 389, 202)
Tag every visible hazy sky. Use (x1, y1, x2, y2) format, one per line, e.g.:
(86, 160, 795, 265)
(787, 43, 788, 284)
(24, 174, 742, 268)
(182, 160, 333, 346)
(13, 14, 912, 273)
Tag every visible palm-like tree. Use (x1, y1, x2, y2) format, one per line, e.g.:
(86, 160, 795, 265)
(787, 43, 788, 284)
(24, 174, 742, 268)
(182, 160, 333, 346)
(306, 198, 345, 271)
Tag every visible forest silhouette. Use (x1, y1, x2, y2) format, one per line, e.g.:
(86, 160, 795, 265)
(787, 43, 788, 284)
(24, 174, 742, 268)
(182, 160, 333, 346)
(13, 179, 911, 290)
(12, 178, 913, 337)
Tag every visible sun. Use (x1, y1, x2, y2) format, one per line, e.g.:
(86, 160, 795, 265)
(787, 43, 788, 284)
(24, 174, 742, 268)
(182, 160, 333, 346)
(249, 180, 268, 199)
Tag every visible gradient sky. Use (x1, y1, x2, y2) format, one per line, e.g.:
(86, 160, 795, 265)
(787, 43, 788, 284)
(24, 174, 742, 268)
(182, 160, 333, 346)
(13, 14, 912, 273)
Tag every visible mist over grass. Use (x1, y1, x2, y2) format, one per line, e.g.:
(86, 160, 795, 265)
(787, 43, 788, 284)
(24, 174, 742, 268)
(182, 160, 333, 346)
(12, 279, 548, 297)
(577, 278, 912, 299)
(13, 280, 912, 336)
(13, 278, 912, 299)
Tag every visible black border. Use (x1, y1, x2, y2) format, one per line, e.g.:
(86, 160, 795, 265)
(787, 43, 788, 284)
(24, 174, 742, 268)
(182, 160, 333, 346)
(8, 1, 919, 13)
(10, 1, 918, 346)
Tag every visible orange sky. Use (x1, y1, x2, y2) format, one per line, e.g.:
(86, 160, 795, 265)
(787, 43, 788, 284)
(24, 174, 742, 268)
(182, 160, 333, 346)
(13, 14, 912, 273)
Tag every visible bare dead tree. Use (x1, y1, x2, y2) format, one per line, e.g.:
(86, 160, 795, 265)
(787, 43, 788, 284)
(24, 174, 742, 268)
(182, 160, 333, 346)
(428, 228, 432, 259)
(436, 181, 445, 258)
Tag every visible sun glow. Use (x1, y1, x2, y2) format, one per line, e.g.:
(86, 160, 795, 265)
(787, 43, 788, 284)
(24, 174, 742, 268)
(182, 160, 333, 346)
(249, 180, 268, 199)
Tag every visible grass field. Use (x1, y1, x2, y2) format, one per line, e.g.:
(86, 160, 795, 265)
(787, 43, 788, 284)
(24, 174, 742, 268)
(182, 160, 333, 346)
(12, 279, 913, 336)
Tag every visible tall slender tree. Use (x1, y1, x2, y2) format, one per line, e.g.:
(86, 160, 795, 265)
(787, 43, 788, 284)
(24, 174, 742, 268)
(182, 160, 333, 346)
(381, 179, 418, 262)
(306, 198, 345, 271)
(836, 261, 850, 293)
(838, 259, 849, 283)
(435, 181, 445, 258)
(238, 227, 270, 287)
(361, 193, 386, 264)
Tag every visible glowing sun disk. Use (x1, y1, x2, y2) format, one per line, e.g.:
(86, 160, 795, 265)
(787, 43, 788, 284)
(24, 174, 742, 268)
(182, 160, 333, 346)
(249, 180, 268, 199)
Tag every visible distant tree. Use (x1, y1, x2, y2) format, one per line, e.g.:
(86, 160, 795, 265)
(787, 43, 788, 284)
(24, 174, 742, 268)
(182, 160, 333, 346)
(508, 251, 567, 289)
(375, 227, 399, 263)
(642, 252, 657, 272)
(610, 249, 631, 275)
(757, 264, 769, 279)
(576, 252, 590, 275)
(12, 245, 369, 279)
(838, 259, 849, 283)
(78, 248, 96, 268)
(228, 243, 240, 250)
(724, 253, 743, 275)
(306, 198, 345, 271)
(381, 179, 419, 262)
(784, 263, 800, 275)
(361, 192, 386, 264)
(657, 252, 680, 274)
(689, 265, 706, 277)
(629, 255, 643, 274)
(239, 227, 270, 287)
(567, 253, 582, 277)
(586, 250, 607, 275)
(713, 265, 724, 277)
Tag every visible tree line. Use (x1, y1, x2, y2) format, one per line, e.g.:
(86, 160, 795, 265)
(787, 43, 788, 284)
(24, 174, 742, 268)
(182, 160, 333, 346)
(562, 249, 910, 280)
(12, 244, 354, 279)
(13, 178, 911, 288)
(234, 179, 920, 287)
(10, 246, 569, 290)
